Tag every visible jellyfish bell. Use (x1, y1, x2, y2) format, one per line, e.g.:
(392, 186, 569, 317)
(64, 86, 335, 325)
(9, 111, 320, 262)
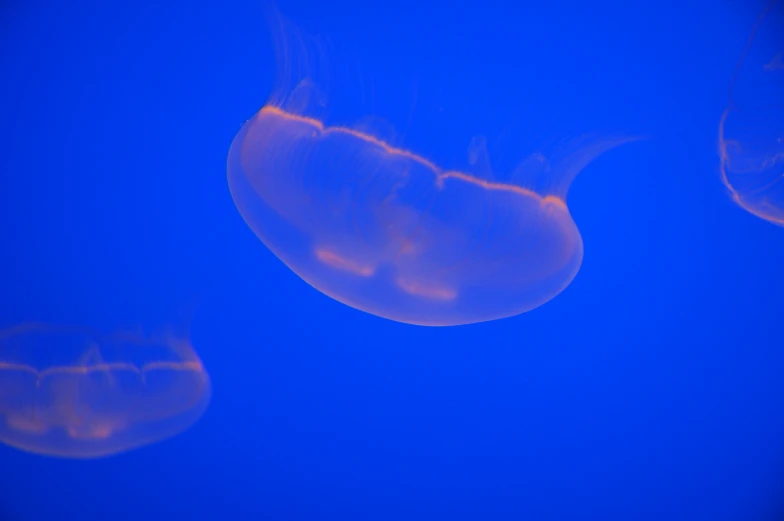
(228, 11, 635, 326)
(718, 0, 784, 226)
(0, 323, 211, 459)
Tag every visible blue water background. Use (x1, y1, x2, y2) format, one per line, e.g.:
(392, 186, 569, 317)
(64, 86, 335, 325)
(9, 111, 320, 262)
(1, 1, 783, 519)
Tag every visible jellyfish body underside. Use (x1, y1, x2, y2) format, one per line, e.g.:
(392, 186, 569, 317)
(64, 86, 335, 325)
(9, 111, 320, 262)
(229, 107, 587, 326)
(0, 324, 210, 458)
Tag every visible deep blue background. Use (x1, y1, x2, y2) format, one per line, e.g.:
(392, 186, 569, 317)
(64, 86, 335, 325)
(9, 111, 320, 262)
(1, 1, 783, 520)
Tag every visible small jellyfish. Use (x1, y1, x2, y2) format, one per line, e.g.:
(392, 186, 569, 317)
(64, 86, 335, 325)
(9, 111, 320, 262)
(718, 0, 784, 226)
(228, 13, 633, 326)
(0, 323, 210, 458)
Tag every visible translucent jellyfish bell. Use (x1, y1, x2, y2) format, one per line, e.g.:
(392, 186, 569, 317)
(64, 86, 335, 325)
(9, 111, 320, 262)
(718, 0, 784, 226)
(228, 13, 634, 326)
(0, 323, 211, 459)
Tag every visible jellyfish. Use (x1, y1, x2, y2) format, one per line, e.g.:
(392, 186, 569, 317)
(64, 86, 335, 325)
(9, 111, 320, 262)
(718, 0, 784, 226)
(0, 323, 210, 458)
(228, 13, 634, 326)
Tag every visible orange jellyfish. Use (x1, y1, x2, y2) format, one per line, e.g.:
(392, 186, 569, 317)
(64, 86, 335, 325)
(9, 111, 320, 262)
(718, 0, 784, 226)
(0, 323, 211, 458)
(228, 14, 633, 326)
